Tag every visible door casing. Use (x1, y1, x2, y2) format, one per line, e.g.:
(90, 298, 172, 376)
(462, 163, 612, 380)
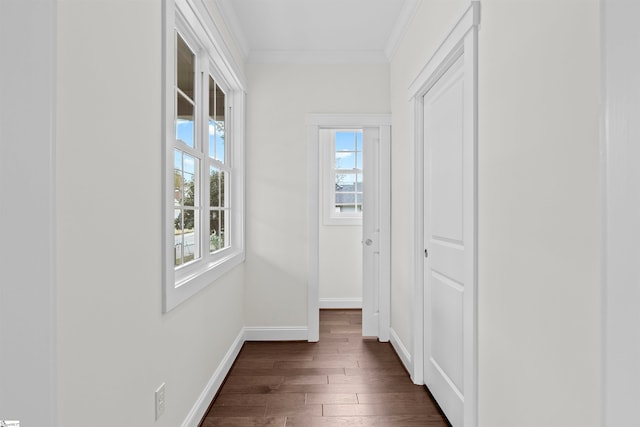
(409, 2, 479, 426)
(306, 114, 391, 342)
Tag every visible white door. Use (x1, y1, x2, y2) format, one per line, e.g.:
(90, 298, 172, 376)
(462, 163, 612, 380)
(362, 127, 380, 337)
(423, 56, 468, 426)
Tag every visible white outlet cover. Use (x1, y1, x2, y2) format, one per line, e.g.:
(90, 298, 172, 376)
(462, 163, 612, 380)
(155, 383, 166, 420)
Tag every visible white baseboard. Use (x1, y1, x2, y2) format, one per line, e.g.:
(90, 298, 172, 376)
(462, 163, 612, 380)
(319, 298, 362, 309)
(180, 328, 245, 427)
(389, 327, 412, 375)
(244, 326, 309, 341)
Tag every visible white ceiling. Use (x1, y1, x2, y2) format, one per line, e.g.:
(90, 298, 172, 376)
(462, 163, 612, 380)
(215, 0, 420, 63)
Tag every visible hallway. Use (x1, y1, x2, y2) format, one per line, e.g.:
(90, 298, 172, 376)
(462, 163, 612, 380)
(200, 309, 450, 426)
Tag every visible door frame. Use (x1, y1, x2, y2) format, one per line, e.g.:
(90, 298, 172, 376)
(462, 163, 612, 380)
(409, 2, 479, 425)
(306, 113, 391, 342)
(603, 0, 640, 424)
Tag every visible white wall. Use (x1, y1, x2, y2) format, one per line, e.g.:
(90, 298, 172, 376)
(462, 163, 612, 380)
(477, 1, 601, 425)
(391, 1, 602, 426)
(244, 63, 389, 327)
(318, 129, 363, 306)
(0, 1, 57, 425)
(56, 1, 245, 426)
(389, 0, 467, 362)
(319, 226, 362, 304)
(603, 1, 640, 426)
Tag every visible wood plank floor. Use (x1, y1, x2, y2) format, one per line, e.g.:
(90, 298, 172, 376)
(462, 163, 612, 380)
(200, 309, 450, 426)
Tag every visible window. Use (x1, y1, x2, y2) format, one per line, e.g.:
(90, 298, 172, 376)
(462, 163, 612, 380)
(321, 129, 363, 225)
(164, 0, 245, 312)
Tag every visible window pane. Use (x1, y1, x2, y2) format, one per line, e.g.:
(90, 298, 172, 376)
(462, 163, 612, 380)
(209, 210, 226, 252)
(356, 131, 362, 150)
(356, 152, 362, 169)
(208, 118, 216, 159)
(183, 153, 195, 174)
(335, 131, 356, 151)
(220, 210, 226, 248)
(336, 173, 356, 191)
(336, 193, 356, 205)
(174, 151, 198, 208)
(356, 174, 363, 192)
(183, 172, 195, 206)
(174, 150, 183, 205)
(181, 154, 197, 207)
(215, 118, 225, 163)
(174, 208, 184, 266)
(176, 33, 195, 98)
(176, 94, 194, 148)
(208, 78, 226, 163)
(181, 208, 198, 263)
(336, 151, 355, 169)
(174, 208, 199, 265)
(210, 166, 221, 207)
(220, 170, 226, 208)
(216, 84, 225, 162)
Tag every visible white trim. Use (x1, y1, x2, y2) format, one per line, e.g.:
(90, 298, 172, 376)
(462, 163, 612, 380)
(384, 0, 421, 60)
(307, 113, 392, 344)
(244, 327, 310, 341)
(306, 114, 392, 127)
(212, 0, 250, 60)
(410, 2, 479, 426)
(377, 124, 392, 343)
(603, 1, 640, 425)
(247, 49, 389, 64)
(407, 1, 480, 100)
(319, 298, 363, 309)
(390, 328, 412, 375)
(307, 124, 321, 342)
(166, 253, 245, 310)
(411, 93, 425, 386)
(180, 328, 245, 427)
(190, 0, 247, 88)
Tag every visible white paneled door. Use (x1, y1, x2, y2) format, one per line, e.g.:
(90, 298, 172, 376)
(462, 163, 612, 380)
(361, 125, 391, 341)
(423, 56, 468, 427)
(362, 127, 382, 337)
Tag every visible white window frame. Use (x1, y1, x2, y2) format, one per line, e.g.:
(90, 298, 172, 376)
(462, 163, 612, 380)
(163, 0, 245, 312)
(321, 129, 364, 226)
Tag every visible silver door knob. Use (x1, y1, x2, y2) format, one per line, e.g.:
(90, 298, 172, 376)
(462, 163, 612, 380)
(365, 239, 373, 246)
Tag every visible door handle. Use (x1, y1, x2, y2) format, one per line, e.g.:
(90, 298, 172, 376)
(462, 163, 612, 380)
(365, 239, 373, 246)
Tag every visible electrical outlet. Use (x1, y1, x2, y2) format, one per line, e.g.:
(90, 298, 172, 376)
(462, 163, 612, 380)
(155, 383, 166, 420)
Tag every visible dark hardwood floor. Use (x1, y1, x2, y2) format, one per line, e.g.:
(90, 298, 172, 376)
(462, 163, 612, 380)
(200, 309, 450, 426)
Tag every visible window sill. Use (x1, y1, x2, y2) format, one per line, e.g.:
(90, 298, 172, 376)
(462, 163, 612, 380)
(164, 249, 245, 312)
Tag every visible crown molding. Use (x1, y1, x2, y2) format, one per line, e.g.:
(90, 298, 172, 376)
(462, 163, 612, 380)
(384, 0, 421, 61)
(247, 49, 389, 64)
(213, 0, 250, 60)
